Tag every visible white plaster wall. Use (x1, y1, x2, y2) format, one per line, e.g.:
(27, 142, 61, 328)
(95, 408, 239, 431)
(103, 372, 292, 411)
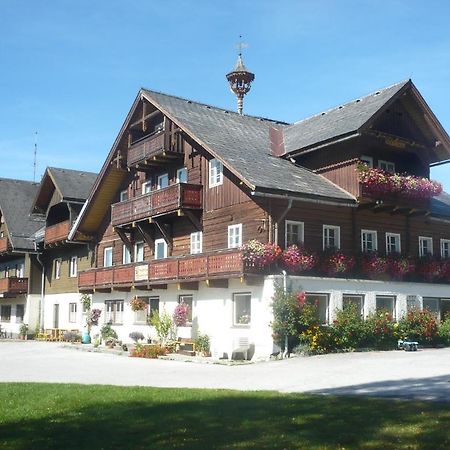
(43, 292, 85, 331)
(0, 295, 28, 336)
(25, 294, 41, 331)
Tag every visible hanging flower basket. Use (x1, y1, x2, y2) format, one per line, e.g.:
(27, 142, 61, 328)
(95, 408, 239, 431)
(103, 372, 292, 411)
(281, 245, 317, 273)
(130, 297, 147, 312)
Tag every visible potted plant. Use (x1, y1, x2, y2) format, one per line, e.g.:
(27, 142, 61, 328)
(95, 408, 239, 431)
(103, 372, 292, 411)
(130, 297, 147, 312)
(19, 323, 28, 340)
(82, 293, 101, 344)
(194, 332, 211, 357)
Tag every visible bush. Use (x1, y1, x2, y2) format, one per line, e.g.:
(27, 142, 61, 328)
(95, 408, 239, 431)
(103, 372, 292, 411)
(438, 318, 450, 346)
(364, 311, 397, 350)
(301, 325, 336, 354)
(173, 303, 189, 327)
(398, 309, 439, 345)
(129, 331, 145, 343)
(150, 310, 175, 346)
(100, 323, 118, 341)
(63, 331, 81, 343)
(332, 303, 368, 350)
(195, 333, 210, 354)
(131, 344, 168, 359)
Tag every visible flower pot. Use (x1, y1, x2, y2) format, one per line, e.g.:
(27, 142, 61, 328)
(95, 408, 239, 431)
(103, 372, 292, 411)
(81, 332, 91, 344)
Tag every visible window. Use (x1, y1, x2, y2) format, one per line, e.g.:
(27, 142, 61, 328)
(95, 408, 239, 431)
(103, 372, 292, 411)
(406, 295, 420, 311)
(55, 259, 61, 279)
(103, 247, 113, 267)
(134, 241, 144, 263)
(361, 230, 377, 252)
(285, 220, 304, 247)
(178, 294, 193, 324)
(190, 231, 203, 254)
(386, 233, 401, 254)
(1, 305, 11, 322)
(423, 298, 450, 322)
(441, 239, 450, 259)
(122, 245, 131, 264)
(228, 224, 242, 249)
(135, 296, 160, 324)
(176, 167, 188, 183)
(305, 293, 329, 324)
(323, 225, 340, 250)
(15, 304, 24, 323)
(157, 173, 169, 190)
(376, 295, 396, 319)
(105, 300, 124, 324)
(154, 239, 167, 260)
(16, 263, 24, 278)
(69, 303, 77, 323)
(378, 160, 395, 173)
(120, 190, 128, 202)
(69, 256, 77, 277)
(360, 155, 373, 167)
(233, 293, 251, 326)
(209, 159, 223, 187)
(419, 237, 433, 257)
(142, 179, 152, 194)
(343, 295, 364, 317)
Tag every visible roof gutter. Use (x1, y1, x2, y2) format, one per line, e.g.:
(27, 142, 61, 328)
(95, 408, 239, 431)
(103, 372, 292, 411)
(251, 190, 357, 208)
(430, 158, 450, 168)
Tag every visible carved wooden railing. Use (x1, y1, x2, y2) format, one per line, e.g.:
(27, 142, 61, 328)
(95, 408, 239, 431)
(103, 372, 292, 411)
(111, 183, 202, 227)
(44, 220, 71, 245)
(0, 277, 28, 295)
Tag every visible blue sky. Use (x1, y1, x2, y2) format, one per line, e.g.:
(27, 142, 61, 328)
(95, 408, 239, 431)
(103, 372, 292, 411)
(1, 0, 450, 189)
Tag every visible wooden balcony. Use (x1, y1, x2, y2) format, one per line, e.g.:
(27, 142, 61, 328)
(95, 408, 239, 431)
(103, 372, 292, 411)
(127, 129, 184, 167)
(78, 250, 252, 291)
(44, 220, 71, 246)
(111, 183, 202, 227)
(0, 277, 28, 295)
(0, 237, 10, 254)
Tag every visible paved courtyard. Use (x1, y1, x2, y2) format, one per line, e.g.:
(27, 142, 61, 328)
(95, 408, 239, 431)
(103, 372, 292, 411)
(1, 341, 450, 402)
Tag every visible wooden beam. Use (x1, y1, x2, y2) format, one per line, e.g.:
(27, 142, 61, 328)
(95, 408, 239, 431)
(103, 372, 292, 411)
(178, 281, 199, 291)
(136, 222, 154, 248)
(149, 283, 167, 290)
(153, 219, 173, 254)
(184, 210, 202, 231)
(206, 279, 228, 289)
(113, 286, 132, 292)
(116, 228, 132, 249)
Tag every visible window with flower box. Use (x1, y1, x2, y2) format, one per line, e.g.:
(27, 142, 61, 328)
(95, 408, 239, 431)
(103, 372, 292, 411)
(285, 220, 304, 247)
(376, 295, 396, 319)
(105, 300, 124, 325)
(385, 233, 401, 254)
(323, 225, 340, 250)
(233, 293, 251, 326)
(378, 160, 395, 173)
(361, 230, 377, 252)
(305, 293, 329, 324)
(440, 239, 450, 259)
(419, 236, 433, 257)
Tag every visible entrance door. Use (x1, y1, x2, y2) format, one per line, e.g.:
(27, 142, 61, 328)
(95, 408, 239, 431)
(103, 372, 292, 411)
(53, 304, 59, 328)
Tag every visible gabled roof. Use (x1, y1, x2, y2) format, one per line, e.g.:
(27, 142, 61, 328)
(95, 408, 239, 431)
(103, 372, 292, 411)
(141, 89, 355, 201)
(283, 79, 450, 159)
(32, 167, 98, 214)
(0, 178, 45, 251)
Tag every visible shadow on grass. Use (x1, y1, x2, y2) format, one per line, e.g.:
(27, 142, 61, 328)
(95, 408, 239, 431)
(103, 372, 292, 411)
(0, 383, 449, 449)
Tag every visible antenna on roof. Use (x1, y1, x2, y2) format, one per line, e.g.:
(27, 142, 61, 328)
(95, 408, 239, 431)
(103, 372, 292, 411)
(33, 131, 38, 183)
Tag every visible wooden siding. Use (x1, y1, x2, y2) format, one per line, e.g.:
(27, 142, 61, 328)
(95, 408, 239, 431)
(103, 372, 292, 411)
(0, 277, 28, 295)
(0, 237, 10, 254)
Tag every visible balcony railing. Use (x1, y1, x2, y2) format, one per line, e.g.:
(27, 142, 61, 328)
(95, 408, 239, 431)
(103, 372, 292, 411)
(0, 277, 28, 295)
(78, 250, 248, 290)
(0, 237, 10, 254)
(44, 220, 71, 245)
(127, 130, 184, 167)
(111, 183, 202, 227)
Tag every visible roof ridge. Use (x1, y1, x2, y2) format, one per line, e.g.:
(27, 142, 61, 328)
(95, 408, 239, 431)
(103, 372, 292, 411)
(141, 88, 288, 125)
(289, 79, 411, 127)
(48, 166, 98, 175)
(0, 177, 39, 185)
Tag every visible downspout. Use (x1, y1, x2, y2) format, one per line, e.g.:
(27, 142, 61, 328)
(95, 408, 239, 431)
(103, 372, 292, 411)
(282, 269, 289, 358)
(35, 244, 45, 331)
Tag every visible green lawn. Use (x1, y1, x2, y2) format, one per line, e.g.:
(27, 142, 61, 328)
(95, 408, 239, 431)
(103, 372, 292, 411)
(0, 383, 449, 449)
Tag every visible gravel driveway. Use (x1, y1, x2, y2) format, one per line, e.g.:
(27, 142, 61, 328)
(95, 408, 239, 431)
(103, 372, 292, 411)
(1, 341, 450, 402)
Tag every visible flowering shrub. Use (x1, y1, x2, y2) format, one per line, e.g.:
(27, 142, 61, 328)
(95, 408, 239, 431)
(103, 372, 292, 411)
(173, 303, 190, 327)
(130, 297, 147, 312)
(241, 240, 282, 268)
(440, 260, 450, 282)
(321, 250, 355, 276)
(387, 253, 415, 280)
(281, 245, 317, 273)
(364, 311, 397, 350)
(417, 257, 442, 282)
(398, 309, 439, 345)
(129, 331, 145, 343)
(360, 252, 388, 278)
(357, 162, 442, 200)
(301, 325, 335, 354)
(332, 303, 368, 349)
(438, 318, 450, 346)
(131, 343, 167, 359)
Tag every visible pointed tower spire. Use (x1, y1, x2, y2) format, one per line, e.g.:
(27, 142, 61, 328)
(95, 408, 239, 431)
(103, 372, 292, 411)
(226, 36, 255, 115)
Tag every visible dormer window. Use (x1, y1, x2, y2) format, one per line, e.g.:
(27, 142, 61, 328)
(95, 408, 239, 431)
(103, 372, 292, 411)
(378, 160, 395, 173)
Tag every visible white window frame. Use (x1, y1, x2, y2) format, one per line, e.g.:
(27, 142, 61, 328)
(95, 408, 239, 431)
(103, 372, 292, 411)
(157, 173, 169, 190)
(103, 247, 113, 267)
(376, 295, 397, 320)
(176, 167, 188, 183)
(378, 160, 395, 173)
(233, 292, 251, 326)
(154, 238, 168, 260)
(440, 239, 450, 259)
(360, 155, 373, 167)
(119, 190, 128, 202)
(305, 293, 329, 324)
(285, 220, 304, 247)
(209, 158, 223, 188)
(69, 303, 77, 323)
(190, 231, 203, 254)
(361, 229, 378, 253)
(16, 263, 24, 278)
(122, 245, 131, 264)
(385, 233, 401, 254)
(69, 256, 78, 278)
(141, 179, 152, 195)
(55, 259, 62, 280)
(105, 300, 124, 325)
(342, 294, 365, 318)
(323, 225, 340, 250)
(419, 236, 433, 257)
(134, 241, 144, 263)
(134, 296, 160, 325)
(228, 224, 242, 249)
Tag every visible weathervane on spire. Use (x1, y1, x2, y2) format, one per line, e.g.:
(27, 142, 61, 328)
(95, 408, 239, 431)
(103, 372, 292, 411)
(226, 35, 255, 115)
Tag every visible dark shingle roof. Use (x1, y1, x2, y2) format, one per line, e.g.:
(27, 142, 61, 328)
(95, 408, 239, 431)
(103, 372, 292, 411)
(49, 167, 98, 201)
(0, 178, 45, 251)
(142, 89, 356, 203)
(431, 192, 450, 218)
(283, 80, 410, 154)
